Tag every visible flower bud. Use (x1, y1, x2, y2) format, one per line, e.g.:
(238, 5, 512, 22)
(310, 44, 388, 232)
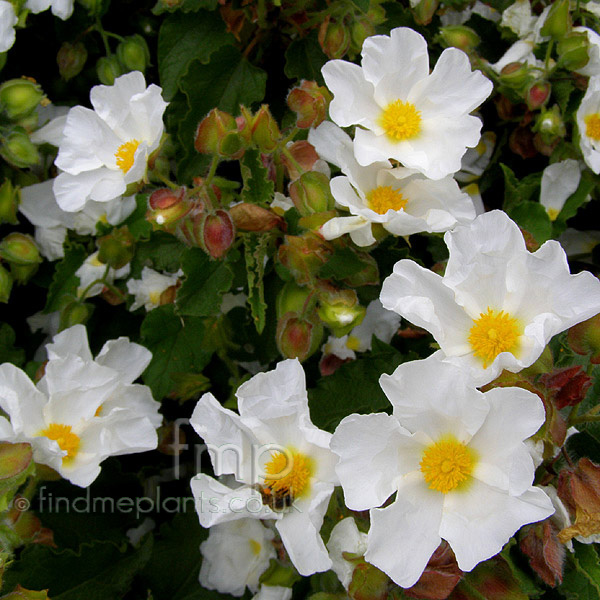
(96, 56, 123, 86)
(287, 81, 332, 130)
(526, 81, 551, 110)
(147, 187, 191, 229)
(229, 202, 284, 232)
(276, 281, 315, 318)
(318, 297, 366, 337)
(0, 179, 19, 225)
(412, 0, 439, 25)
(438, 25, 480, 52)
(499, 62, 533, 91)
(0, 127, 40, 168)
(251, 105, 280, 154)
(540, 0, 571, 40)
(57, 42, 87, 81)
(0, 264, 12, 303)
(350, 18, 375, 55)
(557, 32, 590, 70)
(568, 313, 600, 363)
(59, 301, 94, 331)
(289, 171, 334, 216)
(281, 141, 320, 180)
(190, 209, 235, 259)
(277, 233, 332, 285)
(195, 108, 244, 158)
(96, 227, 136, 269)
(318, 17, 351, 59)
(276, 313, 323, 361)
(0, 232, 41, 266)
(533, 105, 566, 144)
(0, 79, 44, 121)
(9, 263, 39, 285)
(116, 34, 151, 73)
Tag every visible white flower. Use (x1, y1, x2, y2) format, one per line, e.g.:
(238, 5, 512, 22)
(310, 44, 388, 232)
(455, 131, 496, 183)
(19, 179, 136, 260)
(574, 27, 600, 77)
(327, 517, 368, 589)
(52, 71, 167, 212)
(309, 122, 476, 246)
(540, 160, 581, 221)
(440, 0, 500, 26)
(500, 0, 537, 38)
(75, 251, 130, 299)
(323, 299, 400, 360)
(126, 267, 181, 311)
(380, 210, 600, 386)
(0, 325, 161, 487)
(330, 354, 554, 588)
(252, 586, 293, 600)
(199, 519, 276, 596)
(271, 192, 294, 215)
(0, 1, 17, 52)
(559, 228, 600, 258)
(189, 359, 339, 576)
(577, 75, 600, 174)
(25, 0, 73, 19)
(321, 27, 493, 179)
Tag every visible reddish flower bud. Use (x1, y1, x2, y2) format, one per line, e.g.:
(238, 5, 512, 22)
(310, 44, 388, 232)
(276, 313, 323, 362)
(540, 365, 592, 410)
(229, 202, 284, 232)
(147, 187, 191, 229)
(287, 81, 332, 130)
(57, 42, 88, 81)
(318, 17, 351, 59)
(281, 140, 320, 180)
(526, 81, 551, 110)
(568, 314, 600, 363)
(277, 233, 332, 285)
(196, 209, 235, 259)
(195, 108, 244, 158)
(289, 171, 334, 216)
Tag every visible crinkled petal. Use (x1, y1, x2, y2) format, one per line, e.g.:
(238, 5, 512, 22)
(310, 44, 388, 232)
(96, 337, 152, 383)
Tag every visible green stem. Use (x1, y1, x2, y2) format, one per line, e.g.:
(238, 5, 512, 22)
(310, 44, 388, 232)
(281, 146, 304, 177)
(204, 155, 220, 187)
(95, 18, 112, 56)
(154, 171, 178, 190)
(280, 126, 300, 147)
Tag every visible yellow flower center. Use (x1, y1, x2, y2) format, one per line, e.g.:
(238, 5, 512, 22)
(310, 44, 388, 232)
(262, 449, 313, 501)
(468, 308, 522, 368)
(40, 423, 80, 461)
(420, 436, 475, 493)
(380, 100, 421, 141)
(367, 186, 408, 214)
(547, 207, 560, 221)
(149, 291, 162, 306)
(115, 139, 140, 173)
(346, 335, 361, 351)
(249, 539, 262, 556)
(585, 113, 600, 141)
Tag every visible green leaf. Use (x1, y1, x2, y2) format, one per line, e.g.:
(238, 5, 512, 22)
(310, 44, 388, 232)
(240, 148, 275, 207)
(553, 79, 574, 114)
(142, 511, 232, 600)
(122, 194, 153, 240)
(559, 542, 600, 600)
(319, 246, 373, 281)
(140, 305, 214, 399)
(44, 243, 86, 313)
(157, 10, 234, 100)
(349, 0, 370, 11)
(243, 233, 270, 334)
(508, 201, 552, 244)
(0, 323, 25, 367)
(308, 340, 408, 432)
(554, 170, 597, 231)
(176, 248, 234, 317)
(176, 45, 267, 180)
(1, 537, 152, 599)
(284, 30, 327, 83)
(131, 231, 186, 276)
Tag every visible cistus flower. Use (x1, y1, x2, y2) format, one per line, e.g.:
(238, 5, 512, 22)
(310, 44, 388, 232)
(19, 179, 136, 261)
(321, 27, 493, 179)
(126, 266, 181, 311)
(540, 159, 581, 221)
(326, 517, 369, 590)
(25, 0, 74, 19)
(189, 359, 338, 576)
(0, 1, 17, 53)
(577, 75, 600, 174)
(330, 354, 554, 588)
(380, 210, 600, 386)
(199, 519, 276, 596)
(51, 71, 167, 212)
(75, 251, 131, 299)
(309, 122, 476, 246)
(0, 325, 161, 487)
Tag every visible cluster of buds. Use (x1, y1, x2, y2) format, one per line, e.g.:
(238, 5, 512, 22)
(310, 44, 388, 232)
(96, 35, 151, 85)
(287, 81, 332, 130)
(0, 233, 42, 300)
(0, 79, 45, 169)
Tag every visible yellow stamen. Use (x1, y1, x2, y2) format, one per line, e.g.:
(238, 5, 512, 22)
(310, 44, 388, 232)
(40, 423, 80, 461)
(346, 335, 361, 351)
(585, 113, 600, 141)
(367, 186, 408, 214)
(115, 139, 140, 173)
(380, 100, 421, 141)
(420, 436, 475, 493)
(263, 449, 313, 500)
(547, 207, 560, 221)
(468, 308, 522, 368)
(249, 539, 262, 555)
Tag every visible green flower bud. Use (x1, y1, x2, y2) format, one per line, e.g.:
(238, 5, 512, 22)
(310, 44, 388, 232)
(533, 105, 566, 143)
(540, 0, 571, 40)
(195, 108, 243, 158)
(0, 264, 12, 303)
(9, 263, 39, 285)
(0, 79, 44, 121)
(316, 285, 366, 337)
(558, 32, 590, 70)
(499, 62, 534, 91)
(116, 34, 151, 74)
(438, 25, 480, 52)
(57, 42, 88, 81)
(350, 18, 375, 56)
(251, 105, 280, 154)
(412, 0, 439, 25)
(0, 232, 41, 265)
(0, 179, 19, 225)
(276, 281, 315, 318)
(277, 233, 332, 285)
(96, 226, 136, 269)
(59, 301, 94, 331)
(0, 127, 40, 168)
(96, 56, 123, 86)
(318, 18, 351, 59)
(289, 171, 334, 216)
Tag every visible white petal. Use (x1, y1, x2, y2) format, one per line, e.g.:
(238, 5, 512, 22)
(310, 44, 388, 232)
(540, 160, 581, 218)
(327, 517, 368, 589)
(96, 337, 152, 383)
